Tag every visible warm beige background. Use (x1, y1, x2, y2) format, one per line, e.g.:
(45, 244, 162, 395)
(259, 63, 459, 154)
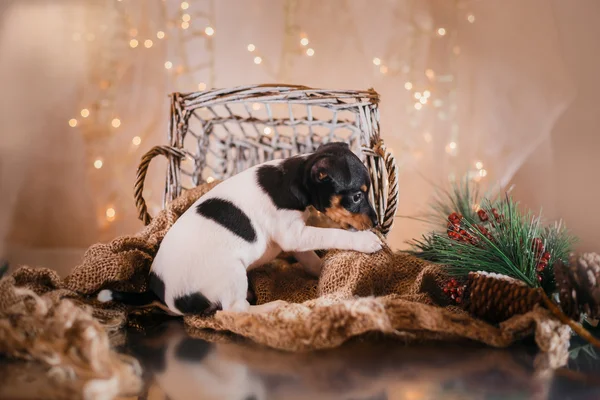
(0, 0, 598, 276)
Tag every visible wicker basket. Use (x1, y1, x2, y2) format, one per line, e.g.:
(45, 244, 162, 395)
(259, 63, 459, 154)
(134, 84, 399, 236)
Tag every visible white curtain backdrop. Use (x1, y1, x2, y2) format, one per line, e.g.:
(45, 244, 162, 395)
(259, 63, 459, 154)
(1, 0, 596, 275)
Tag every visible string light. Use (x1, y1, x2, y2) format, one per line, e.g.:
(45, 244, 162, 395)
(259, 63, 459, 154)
(306, 48, 315, 56)
(263, 127, 272, 135)
(182, 13, 191, 22)
(132, 136, 142, 146)
(129, 39, 138, 48)
(404, 82, 413, 90)
(111, 118, 121, 128)
(69, 119, 78, 127)
(372, 57, 381, 66)
(414, 92, 422, 99)
(94, 159, 103, 169)
(252, 103, 261, 111)
(379, 65, 388, 74)
(467, 14, 475, 23)
(254, 56, 262, 64)
(479, 169, 488, 177)
(204, 27, 215, 36)
(419, 97, 427, 104)
(206, 176, 215, 183)
(247, 44, 255, 52)
(437, 27, 446, 36)
(423, 90, 431, 98)
(106, 207, 116, 222)
(300, 38, 309, 46)
(157, 31, 165, 39)
(181, 21, 190, 29)
(181, 1, 189, 10)
(475, 161, 483, 170)
(80, 108, 90, 118)
(445, 142, 458, 155)
(165, 61, 173, 69)
(198, 82, 207, 90)
(414, 103, 423, 110)
(144, 39, 153, 48)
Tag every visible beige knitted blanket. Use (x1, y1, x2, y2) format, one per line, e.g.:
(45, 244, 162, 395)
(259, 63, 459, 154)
(0, 182, 571, 397)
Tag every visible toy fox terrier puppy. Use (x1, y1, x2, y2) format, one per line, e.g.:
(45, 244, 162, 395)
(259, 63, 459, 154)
(98, 142, 382, 315)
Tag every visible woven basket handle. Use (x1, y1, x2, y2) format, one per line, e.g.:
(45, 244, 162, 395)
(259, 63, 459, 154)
(135, 145, 186, 225)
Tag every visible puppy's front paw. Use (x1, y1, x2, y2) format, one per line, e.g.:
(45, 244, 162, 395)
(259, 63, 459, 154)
(351, 230, 383, 253)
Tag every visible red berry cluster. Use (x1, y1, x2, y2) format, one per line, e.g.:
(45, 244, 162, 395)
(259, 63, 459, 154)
(443, 278, 466, 304)
(531, 238, 551, 283)
(446, 213, 479, 245)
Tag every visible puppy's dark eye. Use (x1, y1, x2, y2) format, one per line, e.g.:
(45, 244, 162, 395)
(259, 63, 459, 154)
(352, 193, 362, 203)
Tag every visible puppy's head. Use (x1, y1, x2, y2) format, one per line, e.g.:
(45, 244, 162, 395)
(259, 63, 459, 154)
(305, 142, 379, 230)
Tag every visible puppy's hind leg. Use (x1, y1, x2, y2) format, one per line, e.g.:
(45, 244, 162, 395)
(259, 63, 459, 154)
(223, 263, 286, 315)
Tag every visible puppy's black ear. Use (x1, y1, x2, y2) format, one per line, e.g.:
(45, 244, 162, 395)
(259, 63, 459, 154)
(317, 142, 350, 152)
(310, 156, 333, 183)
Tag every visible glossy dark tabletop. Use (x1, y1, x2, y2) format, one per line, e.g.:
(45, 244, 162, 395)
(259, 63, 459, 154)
(1, 319, 599, 400)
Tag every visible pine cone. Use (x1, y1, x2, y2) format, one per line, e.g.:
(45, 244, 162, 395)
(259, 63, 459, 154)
(554, 253, 600, 321)
(465, 271, 542, 323)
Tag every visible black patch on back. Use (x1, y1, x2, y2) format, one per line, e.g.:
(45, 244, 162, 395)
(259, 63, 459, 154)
(196, 198, 256, 242)
(174, 337, 212, 362)
(257, 156, 309, 210)
(174, 292, 222, 316)
(149, 271, 166, 304)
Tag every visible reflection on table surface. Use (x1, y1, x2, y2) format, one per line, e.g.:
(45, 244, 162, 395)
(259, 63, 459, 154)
(124, 319, 599, 400)
(0, 318, 598, 400)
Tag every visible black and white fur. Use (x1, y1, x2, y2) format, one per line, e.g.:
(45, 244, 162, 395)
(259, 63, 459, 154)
(98, 142, 382, 315)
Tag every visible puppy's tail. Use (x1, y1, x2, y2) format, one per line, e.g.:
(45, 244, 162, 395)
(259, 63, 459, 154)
(97, 289, 159, 306)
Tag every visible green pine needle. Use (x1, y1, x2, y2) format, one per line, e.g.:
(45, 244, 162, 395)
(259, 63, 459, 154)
(409, 182, 577, 291)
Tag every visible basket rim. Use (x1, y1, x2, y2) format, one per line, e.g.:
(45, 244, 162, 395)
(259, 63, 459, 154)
(172, 83, 380, 108)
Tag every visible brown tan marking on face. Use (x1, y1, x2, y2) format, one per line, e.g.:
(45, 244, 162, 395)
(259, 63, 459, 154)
(360, 185, 367, 192)
(324, 195, 372, 230)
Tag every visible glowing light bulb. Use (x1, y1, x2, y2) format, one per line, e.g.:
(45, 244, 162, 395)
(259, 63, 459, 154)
(300, 38, 309, 46)
(379, 65, 388, 74)
(475, 161, 483, 170)
(254, 56, 262, 64)
(306, 48, 315, 56)
(479, 169, 488, 177)
(106, 207, 116, 221)
(419, 97, 427, 104)
(252, 103, 261, 111)
(80, 109, 90, 118)
(404, 82, 413, 90)
(449, 142, 457, 149)
(414, 103, 423, 110)
(467, 14, 475, 23)
(94, 159, 103, 169)
(423, 90, 431, 98)
(129, 39, 138, 48)
(263, 127, 272, 135)
(247, 44, 255, 52)
(132, 136, 142, 146)
(157, 31, 165, 39)
(437, 27, 446, 36)
(181, 21, 190, 29)
(206, 176, 215, 183)
(198, 82, 207, 90)
(181, 1, 189, 10)
(204, 26, 215, 36)
(414, 92, 422, 99)
(68, 119, 78, 127)
(111, 118, 121, 128)
(165, 61, 173, 69)
(144, 39, 153, 48)
(372, 57, 381, 66)
(182, 13, 191, 22)
(445, 142, 458, 155)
